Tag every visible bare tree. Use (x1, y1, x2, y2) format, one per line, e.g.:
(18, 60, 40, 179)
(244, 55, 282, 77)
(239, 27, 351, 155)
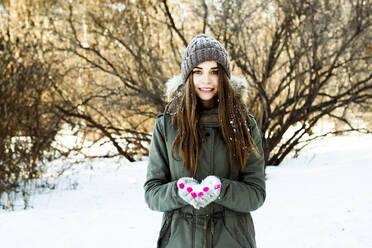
(41, 0, 181, 161)
(4, 0, 370, 168)
(207, 0, 372, 165)
(0, 24, 63, 209)
(43, 0, 222, 161)
(49, 0, 371, 165)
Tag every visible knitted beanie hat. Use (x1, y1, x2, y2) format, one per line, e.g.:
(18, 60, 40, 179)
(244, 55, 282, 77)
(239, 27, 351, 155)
(181, 34, 231, 84)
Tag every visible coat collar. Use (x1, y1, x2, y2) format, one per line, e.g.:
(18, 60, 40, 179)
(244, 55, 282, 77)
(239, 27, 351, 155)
(199, 107, 219, 127)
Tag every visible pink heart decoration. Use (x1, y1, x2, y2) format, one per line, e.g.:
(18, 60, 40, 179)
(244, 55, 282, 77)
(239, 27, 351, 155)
(178, 184, 219, 197)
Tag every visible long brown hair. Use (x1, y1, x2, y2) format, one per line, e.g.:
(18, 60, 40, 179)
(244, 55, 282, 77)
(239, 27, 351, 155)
(170, 64, 257, 176)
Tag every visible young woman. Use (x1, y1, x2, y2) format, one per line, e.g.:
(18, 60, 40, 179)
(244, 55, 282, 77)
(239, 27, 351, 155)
(144, 34, 266, 248)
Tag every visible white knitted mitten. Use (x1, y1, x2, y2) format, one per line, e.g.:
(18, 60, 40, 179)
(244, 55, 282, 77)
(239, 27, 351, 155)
(197, 175, 221, 209)
(177, 176, 221, 209)
(177, 177, 201, 209)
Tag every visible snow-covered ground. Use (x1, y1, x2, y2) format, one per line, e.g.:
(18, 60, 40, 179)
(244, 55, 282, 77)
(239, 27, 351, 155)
(0, 134, 371, 248)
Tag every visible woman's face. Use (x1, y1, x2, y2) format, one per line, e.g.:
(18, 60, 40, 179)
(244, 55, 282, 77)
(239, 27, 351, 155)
(192, 61, 219, 107)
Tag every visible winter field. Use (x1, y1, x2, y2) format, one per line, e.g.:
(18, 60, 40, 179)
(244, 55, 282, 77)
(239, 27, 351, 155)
(0, 134, 371, 248)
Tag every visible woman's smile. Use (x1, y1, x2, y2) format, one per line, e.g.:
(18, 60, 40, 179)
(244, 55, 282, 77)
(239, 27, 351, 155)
(199, 87, 214, 92)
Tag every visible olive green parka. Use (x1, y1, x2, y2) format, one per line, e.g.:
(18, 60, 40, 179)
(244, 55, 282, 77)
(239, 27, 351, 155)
(144, 75, 266, 248)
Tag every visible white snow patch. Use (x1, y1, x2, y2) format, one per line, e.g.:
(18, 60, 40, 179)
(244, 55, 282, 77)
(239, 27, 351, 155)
(1, 134, 372, 248)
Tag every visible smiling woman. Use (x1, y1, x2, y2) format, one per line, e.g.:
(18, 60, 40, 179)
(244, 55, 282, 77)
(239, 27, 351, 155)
(144, 34, 266, 248)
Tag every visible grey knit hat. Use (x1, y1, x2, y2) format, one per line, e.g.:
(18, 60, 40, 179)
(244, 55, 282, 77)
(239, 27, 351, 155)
(181, 34, 231, 84)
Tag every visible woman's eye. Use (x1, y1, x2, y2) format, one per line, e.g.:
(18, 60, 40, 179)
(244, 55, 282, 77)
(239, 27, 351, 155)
(211, 70, 218, 75)
(192, 70, 201, 74)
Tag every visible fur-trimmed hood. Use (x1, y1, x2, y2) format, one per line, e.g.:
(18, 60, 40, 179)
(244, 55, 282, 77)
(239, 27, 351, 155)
(165, 74, 249, 102)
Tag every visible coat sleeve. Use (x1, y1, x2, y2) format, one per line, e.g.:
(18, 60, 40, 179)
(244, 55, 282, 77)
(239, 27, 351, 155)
(143, 116, 187, 212)
(214, 114, 266, 213)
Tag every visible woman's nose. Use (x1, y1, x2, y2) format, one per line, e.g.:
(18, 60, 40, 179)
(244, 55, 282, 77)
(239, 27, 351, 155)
(201, 72, 211, 83)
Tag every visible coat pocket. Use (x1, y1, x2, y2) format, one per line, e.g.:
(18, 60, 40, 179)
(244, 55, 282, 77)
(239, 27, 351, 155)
(235, 213, 256, 248)
(164, 211, 193, 248)
(214, 218, 246, 248)
(222, 212, 255, 248)
(157, 211, 173, 248)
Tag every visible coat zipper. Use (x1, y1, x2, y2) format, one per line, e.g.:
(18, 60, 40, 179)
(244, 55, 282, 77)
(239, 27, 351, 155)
(210, 128, 215, 248)
(192, 211, 195, 248)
